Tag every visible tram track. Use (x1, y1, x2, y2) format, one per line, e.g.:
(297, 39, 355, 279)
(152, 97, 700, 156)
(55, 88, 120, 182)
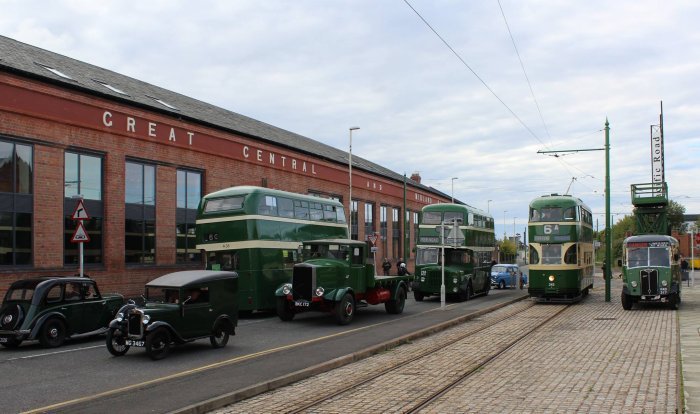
(217, 299, 572, 414)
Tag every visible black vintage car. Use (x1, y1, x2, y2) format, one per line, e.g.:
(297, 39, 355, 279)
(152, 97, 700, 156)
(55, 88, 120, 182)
(0, 277, 125, 348)
(106, 270, 238, 360)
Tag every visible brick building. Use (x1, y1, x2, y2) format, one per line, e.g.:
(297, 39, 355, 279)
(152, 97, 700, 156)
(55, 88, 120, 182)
(0, 35, 451, 297)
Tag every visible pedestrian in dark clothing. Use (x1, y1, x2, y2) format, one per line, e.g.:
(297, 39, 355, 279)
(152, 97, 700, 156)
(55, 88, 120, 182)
(398, 262, 411, 276)
(382, 258, 392, 276)
(396, 258, 406, 273)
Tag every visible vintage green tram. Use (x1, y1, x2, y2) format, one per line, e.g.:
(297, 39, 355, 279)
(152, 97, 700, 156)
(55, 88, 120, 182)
(527, 194, 594, 302)
(621, 235, 681, 310)
(196, 186, 348, 313)
(413, 204, 495, 301)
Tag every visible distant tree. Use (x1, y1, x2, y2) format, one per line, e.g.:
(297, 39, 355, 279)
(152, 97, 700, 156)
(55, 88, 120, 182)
(499, 239, 516, 256)
(668, 200, 687, 233)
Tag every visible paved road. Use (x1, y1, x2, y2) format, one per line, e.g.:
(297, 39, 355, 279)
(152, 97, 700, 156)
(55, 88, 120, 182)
(1, 287, 526, 413)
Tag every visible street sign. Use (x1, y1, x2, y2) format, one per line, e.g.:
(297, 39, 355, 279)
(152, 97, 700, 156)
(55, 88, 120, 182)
(71, 221, 91, 243)
(368, 233, 378, 246)
(71, 200, 90, 220)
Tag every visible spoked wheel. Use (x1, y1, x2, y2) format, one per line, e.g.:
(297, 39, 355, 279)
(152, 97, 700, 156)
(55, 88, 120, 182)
(106, 327, 130, 356)
(334, 293, 355, 325)
(210, 323, 230, 348)
(146, 327, 171, 360)
(39, 318, 66, 348)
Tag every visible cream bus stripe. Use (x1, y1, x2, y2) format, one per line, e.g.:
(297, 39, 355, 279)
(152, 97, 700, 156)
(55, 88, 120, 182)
(196, 214, 348, 227)
(196, 240, 302, 251)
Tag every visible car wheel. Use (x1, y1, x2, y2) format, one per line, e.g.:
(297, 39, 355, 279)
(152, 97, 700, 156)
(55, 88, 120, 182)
(464, 283, 472, 301)
(39, 318, 67, 348)
(276, 297, 295, 321)
(669, 293, 680, 310)
(499, 280, 506, 290)
(334, 293, 355, 325)
(413, 291, 424, 302)
(385, 286, 406, 314)
(210, 323, 230, 348)
(457, 285, 468, 302)
(0, 304, 23, 330)
(146, 327, 171, 360)
(621, 292, 633, 310)
(106, 327, 130, 356)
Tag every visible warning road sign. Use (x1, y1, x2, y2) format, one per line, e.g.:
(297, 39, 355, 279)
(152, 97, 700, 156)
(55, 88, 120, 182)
(71, 221, 90, 243)
(71, 200, 90, 220)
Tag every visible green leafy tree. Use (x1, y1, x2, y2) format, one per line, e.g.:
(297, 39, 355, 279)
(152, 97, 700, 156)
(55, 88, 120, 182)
(668, 200, 686, 233)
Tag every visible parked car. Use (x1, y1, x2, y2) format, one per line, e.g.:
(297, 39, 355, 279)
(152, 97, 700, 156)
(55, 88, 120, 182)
(106, 270, 238, 360)
(0, 276, 124, 348)
(491, 264, 527, 289)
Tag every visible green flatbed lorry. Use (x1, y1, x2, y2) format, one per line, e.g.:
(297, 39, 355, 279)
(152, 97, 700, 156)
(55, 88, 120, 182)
(275, 239, 412, 325)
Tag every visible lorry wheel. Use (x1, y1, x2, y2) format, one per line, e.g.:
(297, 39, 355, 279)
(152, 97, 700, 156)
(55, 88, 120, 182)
(621, 292, 633, 310)
(276, 297, 295, 321)
(334, 293, 355, 325)
(385, 286, 406, 314)
(146, 328, 171, 360)
(210, 322, 230, 348)
(457, 285, 468, 302)
(106, 327, 130, 356)
(414, 291, 424, 301)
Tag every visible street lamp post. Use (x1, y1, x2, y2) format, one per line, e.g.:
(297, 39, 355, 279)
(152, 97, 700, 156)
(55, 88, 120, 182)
(487, 199, 492, 213)
(451, 177, 458, 203)
(503, 210, 507, 241)
(348, 127, 359, 238)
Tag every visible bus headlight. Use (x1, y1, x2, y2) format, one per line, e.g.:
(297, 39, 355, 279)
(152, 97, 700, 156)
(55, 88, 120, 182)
(631, 281, 638, 288)
(420, 277, 425, 282)
(282, 284, 292, 295)
(661, 280, 668, 287)
(452, 287, 458, 293)
(315, 287, 325, 297)
(453, 277, 458, 284)
(548, 275, 555, 282)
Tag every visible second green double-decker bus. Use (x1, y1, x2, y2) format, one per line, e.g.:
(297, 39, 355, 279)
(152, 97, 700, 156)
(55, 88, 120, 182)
(413, 204, 495, 301)
(527, 194, 594, 302)
(196, 186, 348, 313)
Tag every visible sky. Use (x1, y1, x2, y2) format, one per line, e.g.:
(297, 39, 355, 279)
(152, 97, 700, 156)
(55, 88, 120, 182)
(1, 0, 698, 240)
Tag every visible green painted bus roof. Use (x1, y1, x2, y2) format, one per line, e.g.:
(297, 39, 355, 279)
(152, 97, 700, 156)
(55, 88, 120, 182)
(202, 185, 343, 206)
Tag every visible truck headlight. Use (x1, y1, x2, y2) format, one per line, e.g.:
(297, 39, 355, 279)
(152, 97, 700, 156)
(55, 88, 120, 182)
(142, 314, 151, 325)
(116, 312, 124, 322)
(452, 287, 458, 293)
(315, 287, 325, 297)
(282, 284, 292, 295)
(420, 277, 425, 282)
(631, 281, 638, 288)
(661, 280, 668, 287)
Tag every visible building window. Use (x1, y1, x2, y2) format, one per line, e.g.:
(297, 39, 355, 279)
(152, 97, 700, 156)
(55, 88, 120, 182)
(64, 152, 103, 265)
(351, 200, 358, 240)
(125, 161, 156, 264)
(392, 207, 401, 259)
(364, 202, 374, 240)
(176, 169, 201, 264)
(0, 140, 33, 266)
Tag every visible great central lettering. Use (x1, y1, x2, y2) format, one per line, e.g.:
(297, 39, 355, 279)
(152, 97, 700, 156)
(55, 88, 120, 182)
(102, 111, 195, 145)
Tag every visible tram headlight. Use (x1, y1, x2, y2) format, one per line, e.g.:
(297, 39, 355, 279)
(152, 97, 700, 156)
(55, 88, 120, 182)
(548, 275, 555, 282)
(631, 281, 638, 288)
(282, 283, 292, 295)
(661, 280, 668, 287)
(315, 287, 325, 297)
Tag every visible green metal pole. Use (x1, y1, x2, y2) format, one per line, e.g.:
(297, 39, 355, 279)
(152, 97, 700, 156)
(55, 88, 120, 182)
(605, 119, 611, 302)
(403, 173, 409, 260)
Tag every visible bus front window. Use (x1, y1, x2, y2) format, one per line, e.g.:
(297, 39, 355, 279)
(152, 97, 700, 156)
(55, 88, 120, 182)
(627, 248, 648, 268)
(416, 248, 439, 265)
(649, 247, 670, 267)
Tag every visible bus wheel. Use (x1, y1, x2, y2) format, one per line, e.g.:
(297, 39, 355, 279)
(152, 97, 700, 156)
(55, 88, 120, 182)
(334, 293, 355, 325)
(669, 293, 680, 310)
(414, 291, 424, 302)
(457, 285, 469, 302)
(276, 297, 295, 321)
(385, 286, 406, 314)
(621, 293, 633, 310)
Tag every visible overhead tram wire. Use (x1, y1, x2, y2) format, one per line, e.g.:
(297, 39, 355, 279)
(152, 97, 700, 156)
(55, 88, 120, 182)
(497, 0, 552, 143)
(402, 0, 546, 148)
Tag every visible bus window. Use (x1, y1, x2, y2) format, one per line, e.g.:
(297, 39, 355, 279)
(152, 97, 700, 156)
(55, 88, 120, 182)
(649, 247, 670, 267)
(207, 251, 239, 271)
(258, 196, 278, 216)
(627, 248, 647, 268)
(204, 196, 245, 213)
(416, 247, 439, 265)
(444, 212, 463, 224)
(422, 212, 441, 225)
(322, 204, 336, 222)
(336, 206, 347, 224)
(294, 200, 309, 219)
(310, 202, 323, 221)
(277, 197, 294, 218)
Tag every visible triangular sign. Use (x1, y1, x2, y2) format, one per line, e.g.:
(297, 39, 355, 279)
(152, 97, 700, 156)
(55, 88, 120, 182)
(71, 200, 90, 220)
(71, 221, 91, 243)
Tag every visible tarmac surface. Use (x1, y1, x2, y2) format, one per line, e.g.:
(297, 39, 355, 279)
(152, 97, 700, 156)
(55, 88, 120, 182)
(203, 271, 700, 413)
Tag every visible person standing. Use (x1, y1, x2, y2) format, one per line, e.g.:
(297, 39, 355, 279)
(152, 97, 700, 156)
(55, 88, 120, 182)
(396, 258, 406, 274)
(382, 258, 392, 276)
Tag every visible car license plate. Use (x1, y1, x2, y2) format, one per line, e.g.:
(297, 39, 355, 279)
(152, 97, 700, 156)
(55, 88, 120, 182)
(0, 337, 7, 343)
(125, 339, 145, 347)
(294, 300, 310, 307)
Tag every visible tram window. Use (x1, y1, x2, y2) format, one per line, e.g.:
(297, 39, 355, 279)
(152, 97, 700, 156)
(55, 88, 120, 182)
(529, 246, 539, 265)
(541, 245, 561, 265)
(277, 197, 294, 218)
(530, 209, 539, 221)
(563, 207, 576, 220)
(649, 247, 670, 267)
(564, 245, 577, 264)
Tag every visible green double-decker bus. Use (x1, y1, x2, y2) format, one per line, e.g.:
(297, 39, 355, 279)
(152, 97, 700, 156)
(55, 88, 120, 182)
(413, 204, 495, 302)
(196, 186, 348, 313)
(527, 194, 594, 302)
